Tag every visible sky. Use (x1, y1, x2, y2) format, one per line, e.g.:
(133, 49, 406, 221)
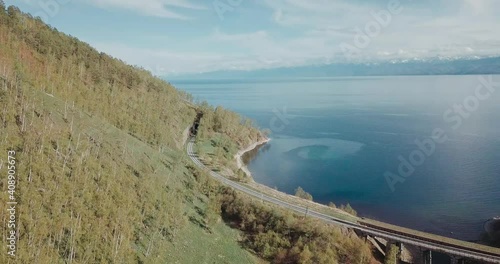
(6, 0, 500, 76)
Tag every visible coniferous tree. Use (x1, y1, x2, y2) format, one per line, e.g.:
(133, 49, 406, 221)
(0, 2, 5, 25)
(6, 5, 18, 17)
(295, 186, 313, 201)
(385, 244, 399, 264)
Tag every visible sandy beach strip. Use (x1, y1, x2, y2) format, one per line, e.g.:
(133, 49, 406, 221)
(235, 137, 271, 178)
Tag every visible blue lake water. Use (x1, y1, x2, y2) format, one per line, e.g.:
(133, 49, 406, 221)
(172, 75, 500, 242)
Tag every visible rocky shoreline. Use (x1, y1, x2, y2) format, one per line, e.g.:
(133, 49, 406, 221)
(485, 217, 500, 233)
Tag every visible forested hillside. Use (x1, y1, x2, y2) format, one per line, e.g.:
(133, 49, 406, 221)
(0, 4, 195, 149)
(0, 4, 253, 263)
(0, 4, 375, 264)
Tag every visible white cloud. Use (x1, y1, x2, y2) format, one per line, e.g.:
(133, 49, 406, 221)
(461, 0, 494, 15)
(12, 0, 500, 73)
(209, 28, 339, 66)
(92, 42, 269, 75)
(264, 0, 372, 27)
(257, 0, 500, 62)
(83, 0, 206, 19)
(95, 0, 500, 74)
(18, 0, 497, 74)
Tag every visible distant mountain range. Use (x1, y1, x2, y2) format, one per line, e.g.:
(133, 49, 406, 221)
(169, 56, 500, 80)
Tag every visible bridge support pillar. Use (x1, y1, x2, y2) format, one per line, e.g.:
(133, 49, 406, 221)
(423, 250, 432, 264)
(397, 242, 404, 256)
(451, 256, 458, 264)
(450, 256, 466, 264)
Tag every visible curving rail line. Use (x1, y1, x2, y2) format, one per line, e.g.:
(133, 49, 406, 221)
(187, 138, 500, 263)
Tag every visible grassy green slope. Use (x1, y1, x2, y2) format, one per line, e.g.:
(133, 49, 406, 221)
(0, 5, 259, 264)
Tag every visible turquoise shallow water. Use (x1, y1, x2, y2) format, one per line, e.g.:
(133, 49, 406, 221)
(173, 75, 500, 242)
